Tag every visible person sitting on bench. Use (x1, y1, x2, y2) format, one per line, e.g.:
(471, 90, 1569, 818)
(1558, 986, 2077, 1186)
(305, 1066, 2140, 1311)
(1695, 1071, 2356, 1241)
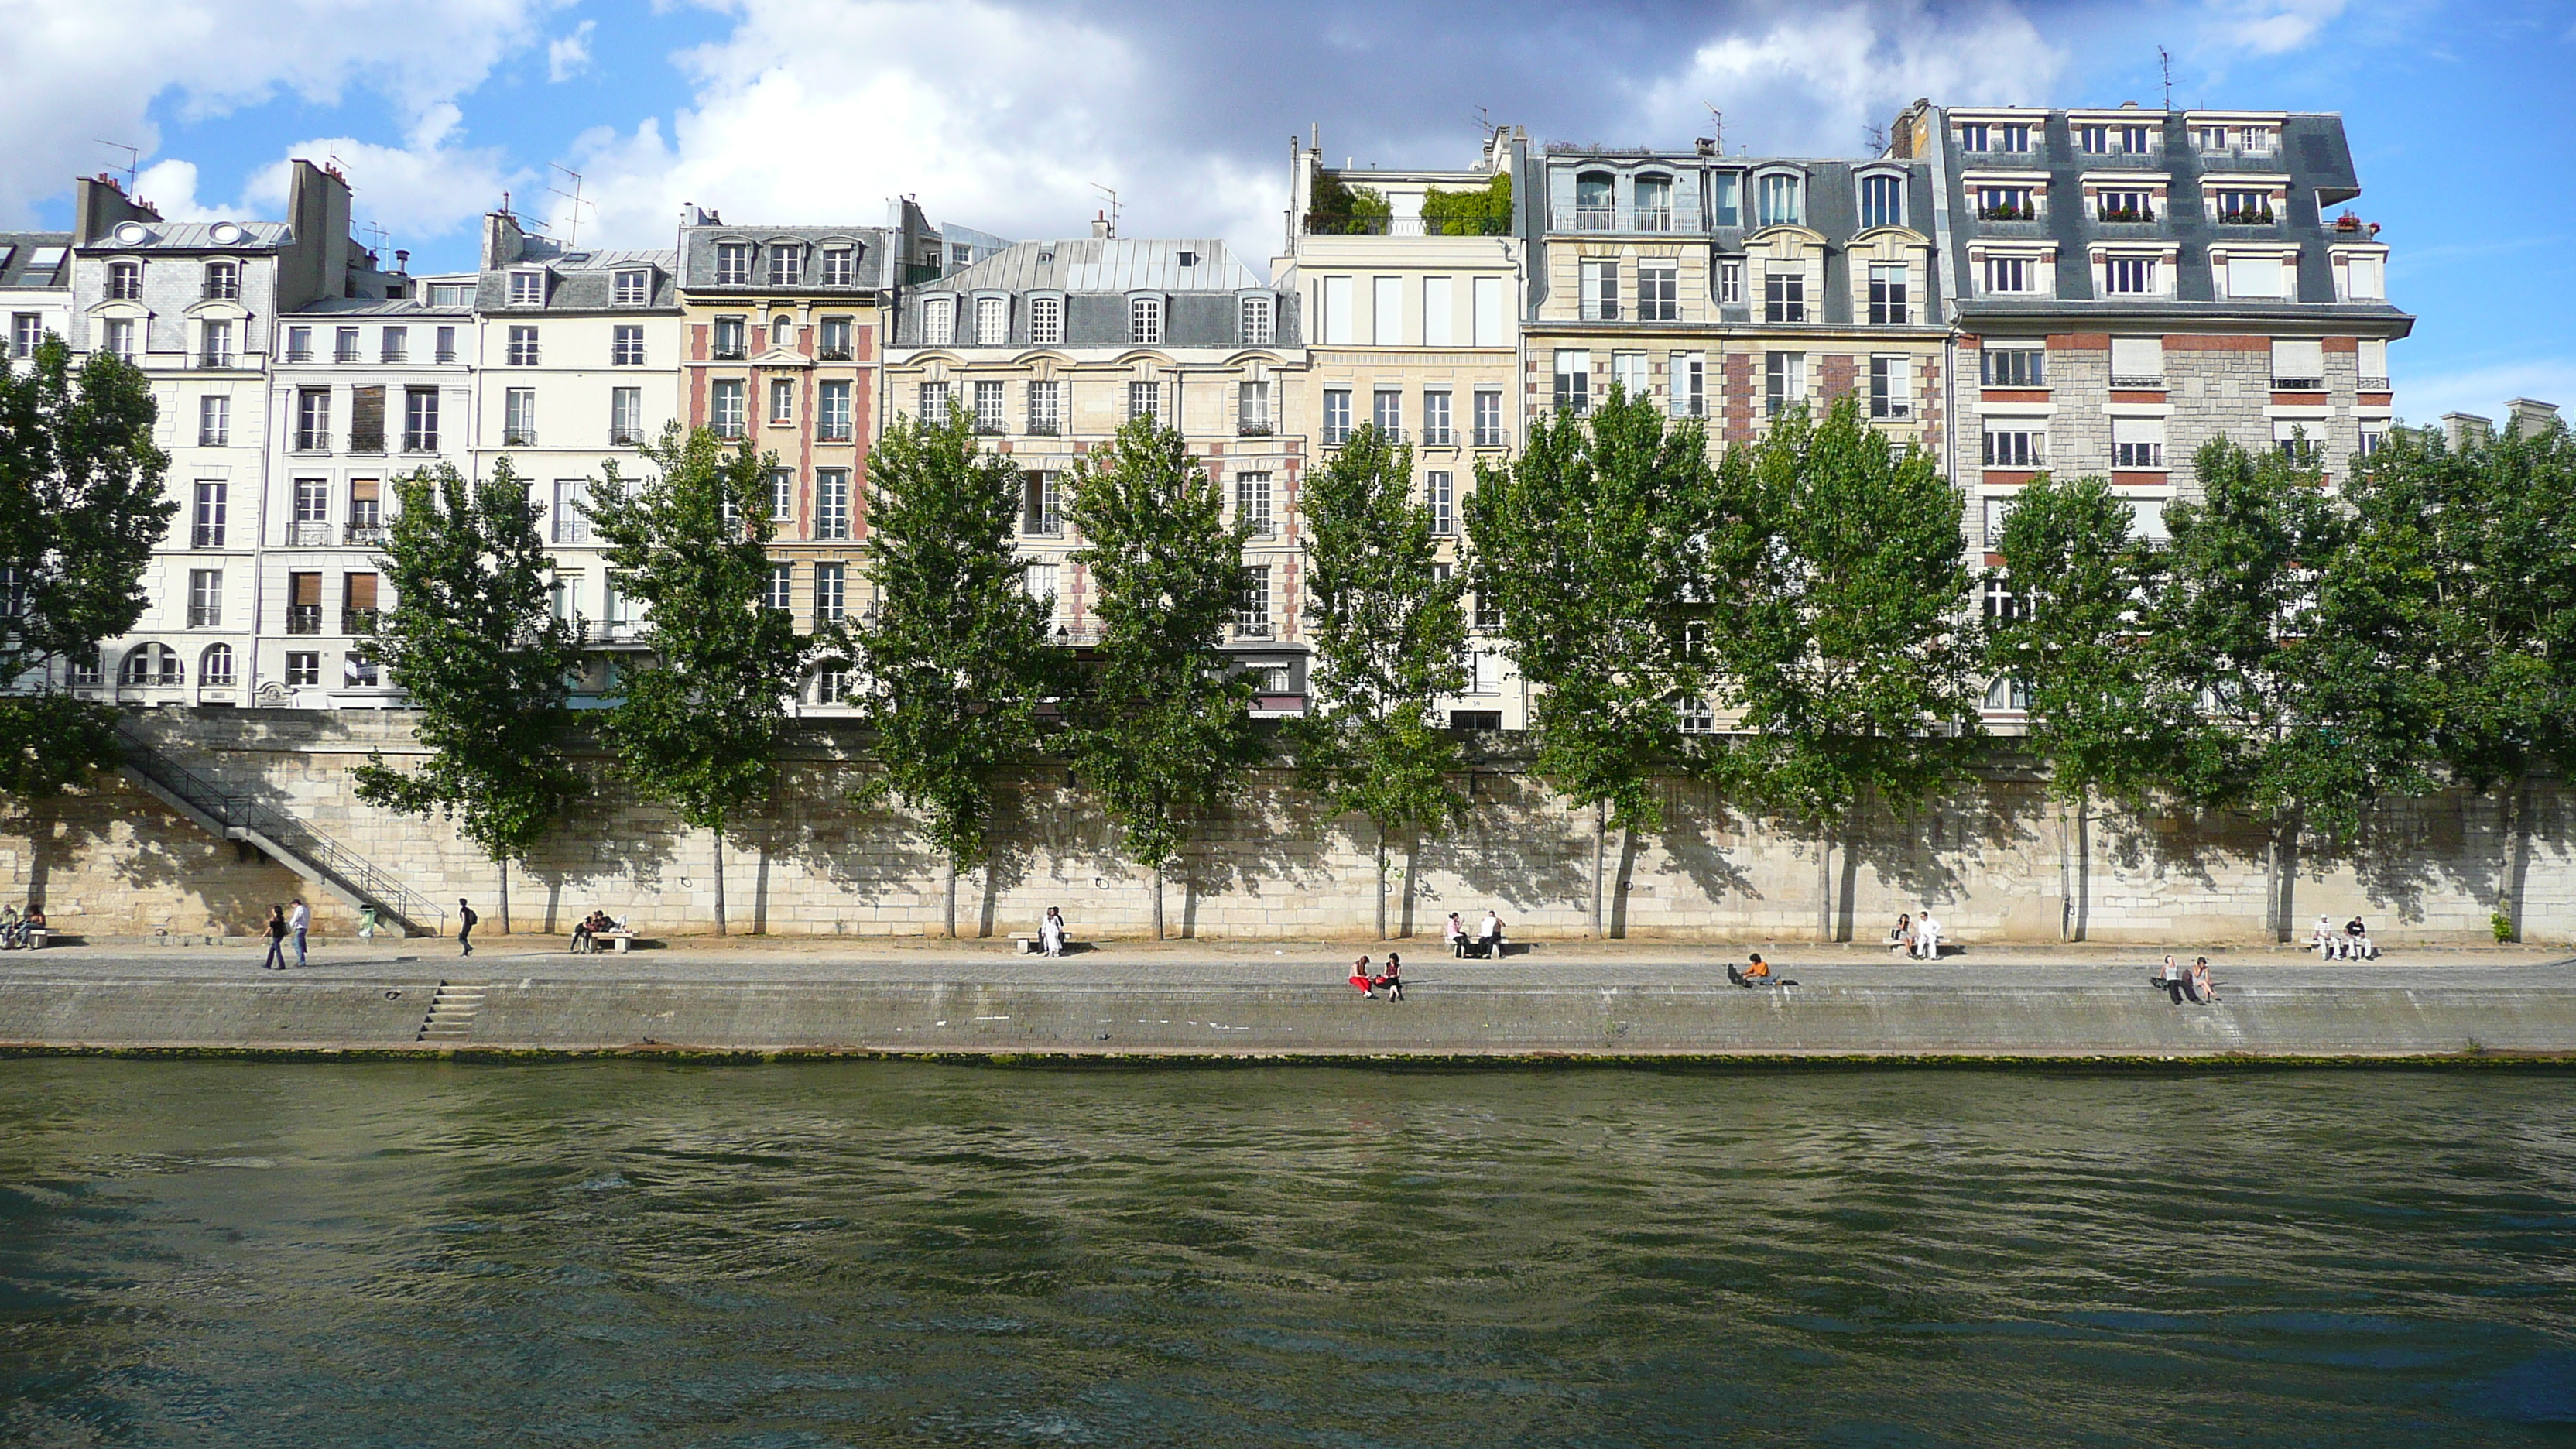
(1444, 913, 1468, 958)
(1040, 907, 1068, 958)
(2344, 916, 2376, 961)
(571, 913, 597, 953)
(1472, 910, 1506, 959)
(1372, 952, 1405, 1001)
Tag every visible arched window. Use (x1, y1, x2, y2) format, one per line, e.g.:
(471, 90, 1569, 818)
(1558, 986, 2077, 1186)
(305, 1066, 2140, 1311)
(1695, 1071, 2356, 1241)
(771, 314, 793, 348)
(1574, 171, 1614, 228)
(1859, 173, 1905, 230)
(200, 643, 235, 686)
(119, 642, 180, 687)
(1756, 173, 1804, 228)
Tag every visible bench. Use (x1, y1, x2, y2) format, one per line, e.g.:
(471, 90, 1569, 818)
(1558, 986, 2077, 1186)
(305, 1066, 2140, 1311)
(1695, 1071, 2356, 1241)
(570, 927, 639, 954)
(1009, 933, 1081, 955)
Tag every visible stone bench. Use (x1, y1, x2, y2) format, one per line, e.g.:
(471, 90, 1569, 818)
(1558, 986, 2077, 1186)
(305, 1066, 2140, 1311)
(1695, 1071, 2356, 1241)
(1009, 933, 1083, 955)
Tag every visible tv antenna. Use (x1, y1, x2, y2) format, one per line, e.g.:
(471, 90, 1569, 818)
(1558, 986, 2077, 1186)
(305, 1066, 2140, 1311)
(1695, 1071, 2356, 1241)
(1704, 104, 1724, 153)
(1089, 182, 1121, 235)
(1865, 122, 1887, 155)
(2159, 46, 2173, 109)
(548, 163, 596, 246)
(94, 141, 139, 192)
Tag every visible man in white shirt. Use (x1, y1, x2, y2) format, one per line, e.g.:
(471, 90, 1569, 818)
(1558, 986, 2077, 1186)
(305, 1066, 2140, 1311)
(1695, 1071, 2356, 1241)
(1914, 907, 1941, 960)
(1477, 910, 1506, 959)
(287, 899, 311, 968)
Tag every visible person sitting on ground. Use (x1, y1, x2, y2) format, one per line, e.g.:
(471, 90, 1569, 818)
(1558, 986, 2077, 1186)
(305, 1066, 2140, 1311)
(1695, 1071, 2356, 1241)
(1889, 913, 1914, 956)
(1444, 912, 1468, 958)
(2345, 916, 2374, 961)
(1373, 952, 1405, 1002)
(1040, 906, 1067, 958)
(1348, 955, 1377, 998)
(1914, 908, 1942, 961)
(1729, 952, 1773, 988)
(2156, 954, 2187, 1005)
(1477, 910, 1506, 959)
(2191, 957, 2219, 1005)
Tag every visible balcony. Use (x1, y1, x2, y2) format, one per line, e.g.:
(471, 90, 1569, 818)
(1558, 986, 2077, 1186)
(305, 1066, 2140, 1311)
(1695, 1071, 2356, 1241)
(2215, 206, 2279, 226)
(286, 605, 323, 635)
(286, 346, 314, 363)
(1975, 202, 2039, 222)
(2109, 374, 2167, 390)
(344, 522, 385, 546)
(191, 526, 226, 549)
(289, 522, 331, 546)
(1242, 518, 1278, 540)
(187, 606, 221, 629)
(1550, 205, 1701, 234)
(1322, 425, 1351, 447)
(1473, 427, 1511, 449)
(1421, 426, 1455, 447)
(293, 432, 329, 453)
(711, 344, 747, 361)
(402, 432, 440, 454)
(819, 347, 854, 361)
(434, 348, 459, 364)
(1369, 426, 1410, 444)
(1301, 214, 1509, 237)
(342, 608, 379, 635)
(972, 420, 1007, 437)
(503, 429, 538, 447)
(194, 350, 237, 370)
(2095, 205, 2156, 223)
(1020, 519, 1064, 539)
(553, 519, 591, 546)
(350, 429, 385, 455)
(2358, 375, 2391, 392)
(2272, 376, 2325, 392)
(1229, 620, 1274, 642)
(1025, 422, 1061, 437)
(1238, 418, 1273, 437)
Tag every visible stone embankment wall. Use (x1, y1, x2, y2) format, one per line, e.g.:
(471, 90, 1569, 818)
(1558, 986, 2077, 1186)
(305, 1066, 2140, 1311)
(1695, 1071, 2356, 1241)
(9, 709, 2570, 944)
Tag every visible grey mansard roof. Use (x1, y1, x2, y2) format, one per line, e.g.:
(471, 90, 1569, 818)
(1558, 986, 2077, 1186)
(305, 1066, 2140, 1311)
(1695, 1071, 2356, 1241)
(478, 245, 680, 311)
(930, 238, 1267, 296)
(0, 233, 72, 289)
(678, 224, 897, 292)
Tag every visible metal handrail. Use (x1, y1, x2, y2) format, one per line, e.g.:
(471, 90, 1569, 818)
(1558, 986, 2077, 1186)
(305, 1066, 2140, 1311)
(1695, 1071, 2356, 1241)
(115, 718, 447, 934)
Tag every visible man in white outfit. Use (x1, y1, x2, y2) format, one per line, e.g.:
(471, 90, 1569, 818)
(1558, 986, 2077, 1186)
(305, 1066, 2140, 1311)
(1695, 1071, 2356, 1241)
(1914, 907, 1941, 960)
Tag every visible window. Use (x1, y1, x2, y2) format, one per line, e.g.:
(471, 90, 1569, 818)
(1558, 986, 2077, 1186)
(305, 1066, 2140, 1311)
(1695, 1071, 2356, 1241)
(1234, 567, 1271, 636)
(67, 647, 102, 687)
(814, 470, 851, 541)
(198, 395, 229, 447)
(611, 324, 646, 366)
(609, 269, 649, 306)
(1958, 122, 1989, 151)
(1977, 185, 2036, 221)
(1982, 347, 2047, 387)
(108, 261, 142, 300)
(505, 325, 539, 366)
(1677, 690, 1715, 735)
(1634, 174, 1673, 231)
(1756, 173, 1802, 227)
(200, 644, 234, 687)
(428, 283, 471, 308)
(766, 245, 802, 287)
(1474, 389, 1505, 447)
(2111, 337, 2164, 386)
(284, 652, 320, 687)
(193, 481, 227, 548)
(1869, 263, 1909, 324)
(2104, 256, 2158, 296)
(1427, 471, 1454, 535)
(1236, 472, 1275, 537)
(507, 270, 544, 306)
(2273, 419, 2319, 464)
(1237, 380, 1271, 435)
(2358, 422, 2389, 458)
(921, 298, 954, 346)
(1553, 350, 1591, 413)
(11, 313, 41, 358)
(1984, 428, 2045, 467)
(971, 296, 1005, 347)
(1029, 296, 1062, 346)
(122, 642, 183, 687)
(2213, 189, 2276, 224)
(1323, 388, 1352, 444)
(1321, 275, 1354, 344)
(1574, 172, 1613, 228)
(103, 319, 136, 360)
(1710, 172, 1740, 228)
(809, 316, 849, 361)
(333, 327, 360, 364)
(435, 326, 457, 363)
(1128, 380, 1160, 421)
(348, 478, 381, 540)
(813, 247, 851, 287)
(203, 260, 238, 300)
(759, 468, 792, 522)
(1029, 379, 1063, 435)
(2126, 497, 2171, 542)
(190, 318, 231, 368)
(769, 376, 796, 425)
(1240, 294, 1275, 345)
(1859, 173, 1904, 229)
(1870, 356, 1912, 420)
(296, 388, 331, 450)
(752, 564, 791, 611)
(767, 311, 791, 351)
(1022, 471, 1061, 535)
(2226, 254, 2286, 300)
(285, 325, 313, 362)
(2113, 416, 2166, 469)
(293, 479, 330, 533)
(530, 478, 584, 549)
(504, 386, 538, 445)
(2096, 189, 2156, 222)
(916, 381, 951, 426)
(1612, 351, 1648, 402)
(816, 379, 851, 442)
(1580, 260, 1619, 321)
(1422, 389, 1453, 445)
(1637, 262, 1677, 321)
(810, 562, 848, 625)
(1717, 259, 1744, 305)
(2344, 255, 2386, 301)
(1474, 276, 1504, 347)
(605, 387, 642, 446)
(1996, 122, 2031, 152)
(1473, 591, 1501, 631)
(2357, 338, 2389, 389)
(1670, 351, 1705, 419)
(1130, 296, 1163, 345)
(1764, 270, 1806, 324)
(712, 316, 747, 359)
(2272, 339, 2325, 390)
(1982, 255, 2040, 296)
(286, 570, 324, 634)
(716, 243, 752, 286)
(1372, 388, 1403, 440)
(1764, 351, 1804, 417)
(187, 570, 222, 628)
(1373, 276, 1403, 344)
(973, 379, 1005, 433)
(405, 388, 440, 451)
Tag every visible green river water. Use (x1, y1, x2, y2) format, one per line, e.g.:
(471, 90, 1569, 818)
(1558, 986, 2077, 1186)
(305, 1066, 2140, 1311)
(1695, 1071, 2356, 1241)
(2, 1060, 2571, 1446)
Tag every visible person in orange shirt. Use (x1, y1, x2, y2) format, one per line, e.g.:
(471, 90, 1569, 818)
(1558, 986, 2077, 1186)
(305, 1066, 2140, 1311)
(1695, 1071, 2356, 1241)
(1728, 953, 1773, 988)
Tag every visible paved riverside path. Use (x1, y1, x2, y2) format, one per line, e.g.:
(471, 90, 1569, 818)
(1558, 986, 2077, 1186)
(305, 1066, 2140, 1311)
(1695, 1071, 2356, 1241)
(2, 937, 2571, 1058)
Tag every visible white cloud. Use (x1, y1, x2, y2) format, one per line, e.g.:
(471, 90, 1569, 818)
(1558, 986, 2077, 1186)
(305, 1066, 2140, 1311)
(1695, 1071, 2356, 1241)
(128, 159, 252, 224)
(238, 105, 530, 239)
(550, 20, 598, 83)
(0, 0, 553, 226)
(2200, 0, 2352, 56)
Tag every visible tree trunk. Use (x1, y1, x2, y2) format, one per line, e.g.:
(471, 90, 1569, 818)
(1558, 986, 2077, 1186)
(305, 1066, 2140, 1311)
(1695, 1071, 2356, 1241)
(942, 854, 959, 940)
(2056, 798, 2072, 940)
(498, 858, 512, 936)
(2266, 810, 2300, 944)
(1375, 820, 1389, 941)
(712, 827, 728, 937)
(1591, 801, 1608, 939)
(2499, 776, 2532, 943)
(2074, 788, 2092, 944)
(1816, 814, 1834, 944)
(1151, 862, 1166, 941)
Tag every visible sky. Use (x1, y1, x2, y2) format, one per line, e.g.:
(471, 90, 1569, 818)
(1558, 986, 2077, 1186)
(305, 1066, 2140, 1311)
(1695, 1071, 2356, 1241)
(3, 0, 2569, 421)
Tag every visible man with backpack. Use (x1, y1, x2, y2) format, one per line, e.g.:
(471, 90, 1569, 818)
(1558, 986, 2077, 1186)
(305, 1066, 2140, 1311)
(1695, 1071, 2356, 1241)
(457, 898, 478, 957)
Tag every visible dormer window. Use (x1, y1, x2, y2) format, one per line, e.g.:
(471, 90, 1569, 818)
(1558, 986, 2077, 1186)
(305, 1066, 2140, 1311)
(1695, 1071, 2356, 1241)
(509, 270, 544, 306)
(2096, 189, 2156, 222)
(1858, 173, 1904, 229)
(1755, 173, 1803, 228)
(820, 248, 854, 286)
(1976, 185, 2037, 221)
(1959, 121, 2029, 152)
(2211, 188, 2279, 224)
(1130, 296, 1163, 346)
(1177, 249, 1199, 269)
(1028, 296, 1062, 346)
(715, 243, 752, 286)
(202, 261, 239, 301)
(1240, 294, 1274, 345)
(1633, 174, 1673, 231)
(973, 296, 1006, 346)
(1574, 171, 1613, 228)
(108, 261, 142, 300)
(613, 269, 650, 305)
(922, 296, 954, 346)
(767, 246, 802, 286)
(2078, 123, 2156, 156)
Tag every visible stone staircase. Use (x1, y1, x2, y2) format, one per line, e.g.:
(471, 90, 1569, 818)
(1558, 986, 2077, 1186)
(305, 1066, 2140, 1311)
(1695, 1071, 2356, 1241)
(113, 717, 447, 937)
(416, 981, 485, 1043)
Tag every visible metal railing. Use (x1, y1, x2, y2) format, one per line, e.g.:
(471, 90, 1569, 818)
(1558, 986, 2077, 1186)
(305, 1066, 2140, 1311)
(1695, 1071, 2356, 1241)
(344, 523, 385, 546)
(115, 718, 446, 935)
(288, 522, 331, 546)
(286, 605, 323, 634)
(1301, 214, 1510, 237)
(1550, 205, 1704, 234)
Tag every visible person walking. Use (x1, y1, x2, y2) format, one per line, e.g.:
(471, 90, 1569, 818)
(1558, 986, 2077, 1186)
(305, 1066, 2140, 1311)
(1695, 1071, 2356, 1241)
(287, 899, 310, 968)
(457, 898, 478, 957)
(260, 906, 288, 971)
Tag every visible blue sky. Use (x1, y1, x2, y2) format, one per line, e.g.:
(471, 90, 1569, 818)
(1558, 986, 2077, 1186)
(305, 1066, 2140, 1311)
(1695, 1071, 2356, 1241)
(5, 0, 2569, 420)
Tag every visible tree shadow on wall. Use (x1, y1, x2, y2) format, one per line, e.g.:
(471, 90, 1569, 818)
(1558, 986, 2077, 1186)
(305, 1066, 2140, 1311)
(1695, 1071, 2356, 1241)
(1170, 772, 1344, 940)
(1412, 768, 1595, 923)
(1633, 776, 1759, 933)
(755, 755, 940, 929)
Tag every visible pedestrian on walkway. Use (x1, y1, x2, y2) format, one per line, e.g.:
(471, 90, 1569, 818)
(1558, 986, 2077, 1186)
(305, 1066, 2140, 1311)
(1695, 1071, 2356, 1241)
(457, 898, 478, 957)
(288, 899, 310, 968)
(260, 906, 288, 971)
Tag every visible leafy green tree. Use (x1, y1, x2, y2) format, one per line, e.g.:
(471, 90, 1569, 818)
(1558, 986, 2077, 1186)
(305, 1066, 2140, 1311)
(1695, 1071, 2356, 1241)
(1986, 473, 2175, 937)
(847, 411, 1059, 937)
(1064, 413, 1257, 938)
(1717, 396, 1982, 942)
(2341, 421, 2576, 937)
(1297, 422, 1468, 938)
(1467, 387, 1727, 935)
(1306, 173, 1392, 234)
(1419, 173, 1512, 235)
(2143, 435, 2437, 940)
(583, 426, 810, 934)
(0, 336, 173, 800)
(351, 458, 584, 933)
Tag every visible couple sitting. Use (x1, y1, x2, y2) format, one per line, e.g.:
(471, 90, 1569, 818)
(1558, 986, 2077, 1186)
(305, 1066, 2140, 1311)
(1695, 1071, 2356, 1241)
(1889, 909, 1942, 959)
(1444, 911, 1506, 959)
(1348, 953, 1406, 1000)
(570, 910, 619, 952)
(2311, 915, 2379, 961)
(0, 904, 45, 949)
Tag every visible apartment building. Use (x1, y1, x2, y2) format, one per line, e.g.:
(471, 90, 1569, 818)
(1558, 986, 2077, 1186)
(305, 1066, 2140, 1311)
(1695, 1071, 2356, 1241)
(473, 209, 683, 699)
(0, 232, 74, 367)
(65, 163, 398, 707)
(1277, 129, 1531, 728)
(1895, 101, 2410, 646)
(887, 231, 1312, 705)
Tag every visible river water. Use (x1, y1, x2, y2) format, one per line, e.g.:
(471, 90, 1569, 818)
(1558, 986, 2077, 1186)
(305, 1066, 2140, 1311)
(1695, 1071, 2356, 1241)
(2, 1061, 2571, 1446)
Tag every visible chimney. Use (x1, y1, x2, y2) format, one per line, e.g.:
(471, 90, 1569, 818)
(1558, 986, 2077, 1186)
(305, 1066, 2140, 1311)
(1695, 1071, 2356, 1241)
(281, 158, 354, 310)
(2506, 398, 2560, 439)
(72, 173, 160, 245)
(2441, 412, 2493, 453)
(394, 249, 409, 273)
(1091, 209, 1113, 239)
(483, 207, 528, 270)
